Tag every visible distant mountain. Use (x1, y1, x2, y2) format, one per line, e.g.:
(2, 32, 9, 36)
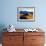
(20, 11, 28, 15)
(20, 11, 33, 15)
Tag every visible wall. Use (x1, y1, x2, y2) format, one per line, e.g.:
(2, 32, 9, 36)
(0, 0, 46, 30)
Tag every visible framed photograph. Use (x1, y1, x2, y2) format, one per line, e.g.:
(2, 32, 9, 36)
(17, 7, 35, 22)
